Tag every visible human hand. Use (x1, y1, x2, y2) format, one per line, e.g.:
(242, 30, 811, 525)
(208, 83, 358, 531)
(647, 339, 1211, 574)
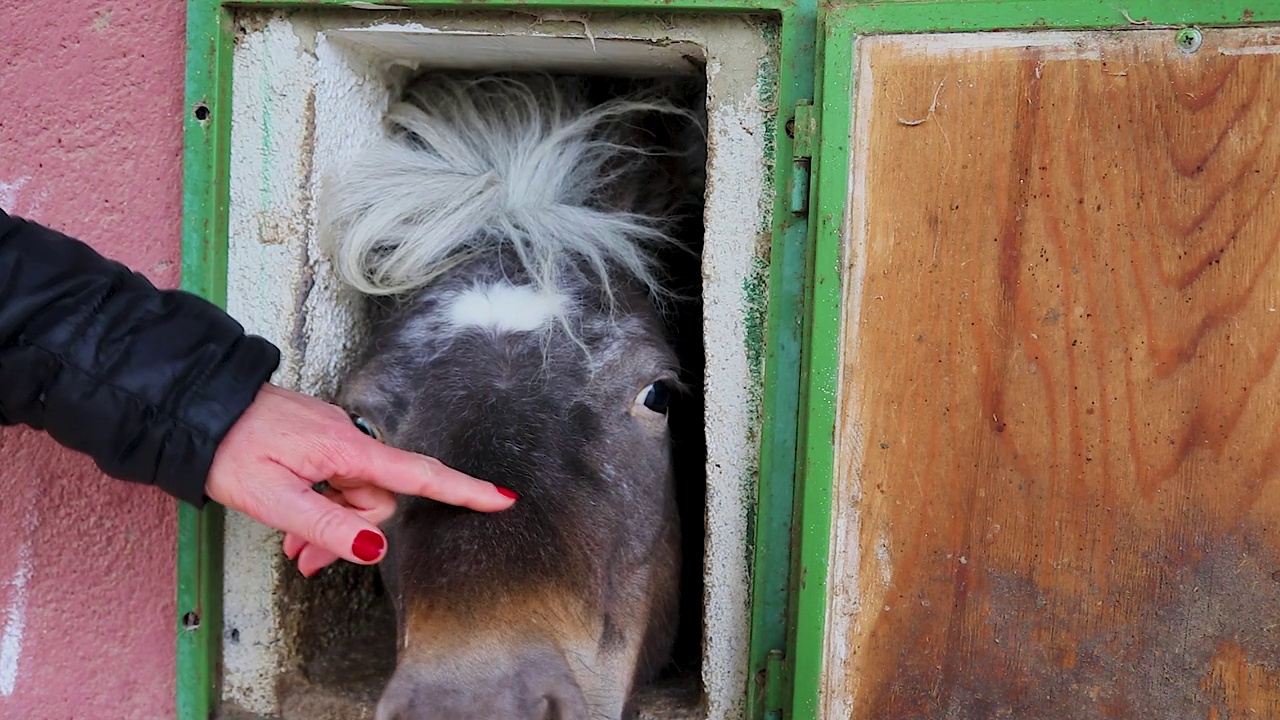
(205, 384, 517, 576)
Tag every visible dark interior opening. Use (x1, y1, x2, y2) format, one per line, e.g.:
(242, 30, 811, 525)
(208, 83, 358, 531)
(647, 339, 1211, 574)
(271, 71, 710, 720)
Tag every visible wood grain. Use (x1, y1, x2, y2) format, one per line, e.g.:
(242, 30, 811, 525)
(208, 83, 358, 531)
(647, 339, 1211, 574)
(825, 29, 1280, 720)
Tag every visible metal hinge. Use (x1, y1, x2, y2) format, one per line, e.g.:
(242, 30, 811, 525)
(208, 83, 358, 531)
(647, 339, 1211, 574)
(762, 648, 791, 717)
(788, 100, 817, 214)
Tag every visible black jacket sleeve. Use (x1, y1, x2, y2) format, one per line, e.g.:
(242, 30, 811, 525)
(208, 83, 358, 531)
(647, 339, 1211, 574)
(0, 208, 281, 507)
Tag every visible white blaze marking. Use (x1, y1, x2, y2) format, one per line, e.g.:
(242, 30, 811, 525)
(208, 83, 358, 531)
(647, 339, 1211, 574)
(446, 283, 565, 334)
(0, 538, 33, 697)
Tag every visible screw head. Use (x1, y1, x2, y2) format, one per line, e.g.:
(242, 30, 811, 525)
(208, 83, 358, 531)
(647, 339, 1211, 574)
(1176, 27, 1203, 53)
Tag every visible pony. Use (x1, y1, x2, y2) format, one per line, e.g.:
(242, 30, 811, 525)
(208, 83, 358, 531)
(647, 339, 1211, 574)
(318, 71, 704, 719)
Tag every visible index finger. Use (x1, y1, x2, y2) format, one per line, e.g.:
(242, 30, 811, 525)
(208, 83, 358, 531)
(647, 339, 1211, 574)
(329, 438, 519, 512)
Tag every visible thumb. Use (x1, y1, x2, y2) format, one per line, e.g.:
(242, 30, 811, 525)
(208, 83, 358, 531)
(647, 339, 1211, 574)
(252, 466, 390, 565)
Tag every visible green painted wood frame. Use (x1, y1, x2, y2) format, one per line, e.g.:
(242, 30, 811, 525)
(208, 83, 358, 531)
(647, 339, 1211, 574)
(795, 3, 1280, 720)
(178, 0, 816, 718)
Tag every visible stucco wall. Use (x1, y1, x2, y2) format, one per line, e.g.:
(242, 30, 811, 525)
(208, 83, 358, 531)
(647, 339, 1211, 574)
(0, 2, 185, 718)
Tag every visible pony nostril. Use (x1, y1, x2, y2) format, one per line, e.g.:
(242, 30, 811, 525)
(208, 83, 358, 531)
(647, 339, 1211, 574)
(539, 695, 567, 720)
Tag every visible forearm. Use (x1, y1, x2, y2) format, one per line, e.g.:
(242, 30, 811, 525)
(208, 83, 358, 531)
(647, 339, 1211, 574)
(0, 208, 281, 505)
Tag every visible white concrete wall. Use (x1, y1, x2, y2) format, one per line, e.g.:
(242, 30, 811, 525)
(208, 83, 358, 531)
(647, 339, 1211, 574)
(226, 9, 775, 718)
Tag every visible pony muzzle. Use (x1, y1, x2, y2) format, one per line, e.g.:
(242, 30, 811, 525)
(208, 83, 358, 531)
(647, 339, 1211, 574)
(374, 645, 589, 720)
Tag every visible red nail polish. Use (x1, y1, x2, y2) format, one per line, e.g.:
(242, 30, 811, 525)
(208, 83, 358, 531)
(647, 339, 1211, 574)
(352, 530, 385, 562)
(496, 486, 521, 500)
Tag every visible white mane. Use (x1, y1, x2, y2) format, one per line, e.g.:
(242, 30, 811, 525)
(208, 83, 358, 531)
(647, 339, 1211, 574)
(319, 74, 689, 312)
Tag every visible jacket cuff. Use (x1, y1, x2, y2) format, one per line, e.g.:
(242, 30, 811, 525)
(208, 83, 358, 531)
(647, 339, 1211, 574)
(154, 334, 281, 507)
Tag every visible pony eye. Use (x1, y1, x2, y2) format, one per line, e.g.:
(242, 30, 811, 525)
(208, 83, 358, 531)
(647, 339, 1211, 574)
(635, 381, 673, 416)
(350, 414, 383, 442)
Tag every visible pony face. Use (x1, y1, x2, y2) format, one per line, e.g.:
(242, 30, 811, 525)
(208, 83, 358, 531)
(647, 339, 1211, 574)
(321, 73, 702, 719)
(340, 265, 681, 719)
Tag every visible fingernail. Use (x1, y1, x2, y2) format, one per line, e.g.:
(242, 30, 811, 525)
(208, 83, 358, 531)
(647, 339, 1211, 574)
(495, 486, 521, 500)
(352, 530, 385, 562)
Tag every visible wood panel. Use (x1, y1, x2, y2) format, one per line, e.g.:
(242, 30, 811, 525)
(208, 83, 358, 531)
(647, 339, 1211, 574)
(825, 29, 1280, 720)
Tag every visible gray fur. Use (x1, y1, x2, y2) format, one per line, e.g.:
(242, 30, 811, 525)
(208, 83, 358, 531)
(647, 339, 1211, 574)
(322, 72, 698, 720)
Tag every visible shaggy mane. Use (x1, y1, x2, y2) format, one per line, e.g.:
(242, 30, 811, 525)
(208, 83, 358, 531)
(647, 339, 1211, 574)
(319, 73, 693, 315)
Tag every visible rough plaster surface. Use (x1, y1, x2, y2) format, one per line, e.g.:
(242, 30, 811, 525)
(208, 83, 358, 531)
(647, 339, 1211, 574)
(226, 11, 773, 718)
(699, 57, 770, 720)
(223, 21, 323, 716)
(0, 2, 186, 717)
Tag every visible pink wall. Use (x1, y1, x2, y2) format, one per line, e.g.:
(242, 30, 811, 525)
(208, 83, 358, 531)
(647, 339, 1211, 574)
(0, 2, 186, 717)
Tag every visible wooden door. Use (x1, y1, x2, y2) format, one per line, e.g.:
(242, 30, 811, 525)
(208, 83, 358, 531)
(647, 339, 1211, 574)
(823, 27, 1280, 719)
